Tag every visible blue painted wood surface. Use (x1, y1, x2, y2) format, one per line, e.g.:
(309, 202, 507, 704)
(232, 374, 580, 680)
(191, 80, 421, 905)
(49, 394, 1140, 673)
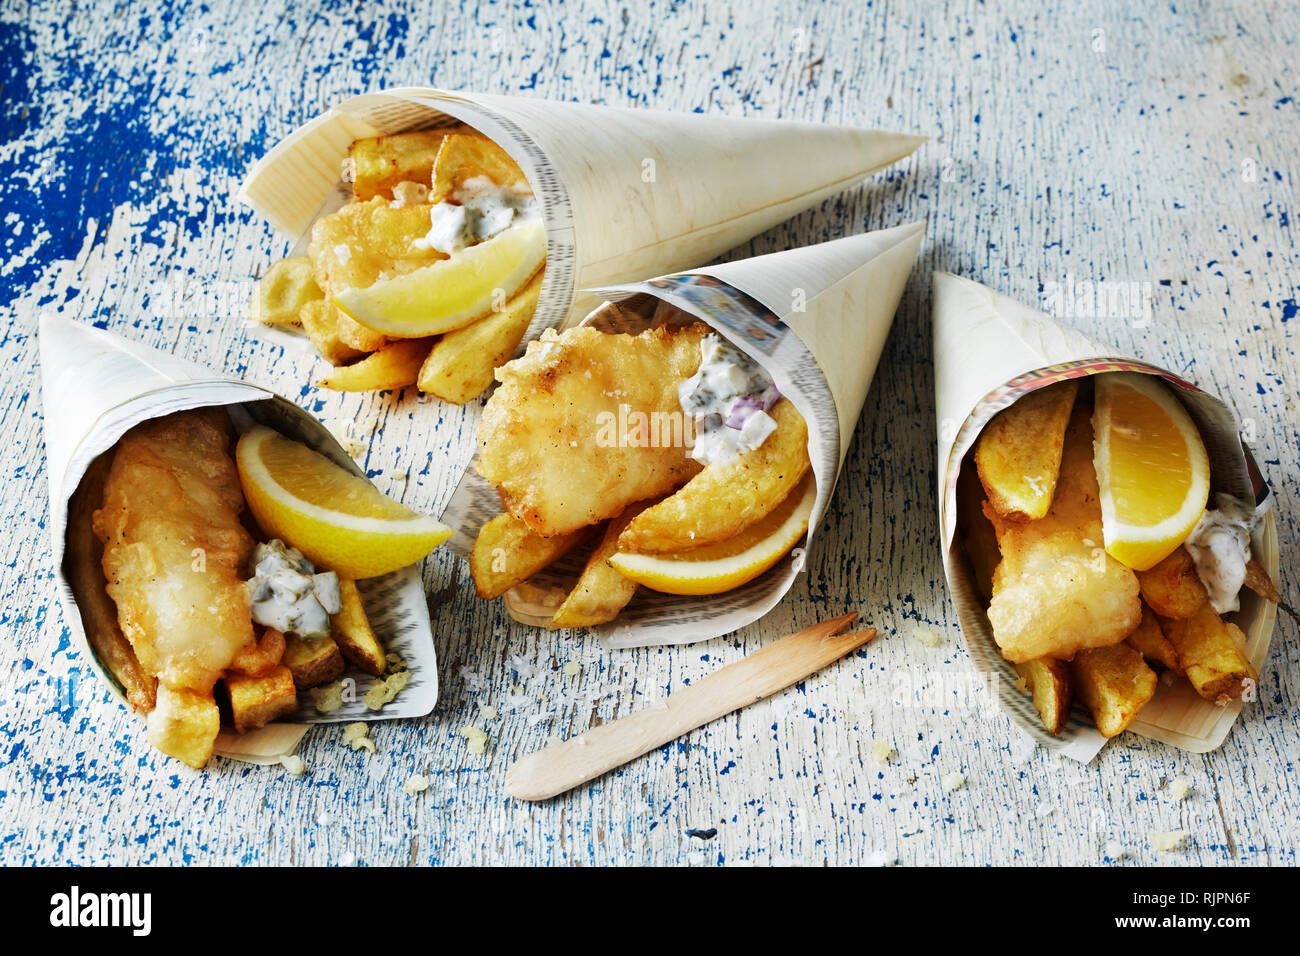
(1, 0, 1296, 865)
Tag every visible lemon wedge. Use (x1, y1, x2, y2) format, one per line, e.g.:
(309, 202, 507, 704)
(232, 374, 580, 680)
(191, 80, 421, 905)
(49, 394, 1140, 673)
(236, 425, 452, 579)
(333, 219, 546, 337)
(609, 475, 815, 595)
(1093, 373, 1210, 571)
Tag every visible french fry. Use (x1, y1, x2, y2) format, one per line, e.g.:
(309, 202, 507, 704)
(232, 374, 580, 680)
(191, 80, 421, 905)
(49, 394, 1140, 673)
(471, 513, 592, 599)
(1072, 643, 1157, 738)
(417, 268, 544, 403)
(1136, 546, 1209, 620)
(282, 633, 346, 690)
(226, 665, 298, 734)
(300, 300, 366, 367)
(332, 580, 386, 676)
(318, 338, 433, 391)
(975, 379, 1079, 521)
(1161, 602, 1258, 703)
(957, 463, 999, 601)
(251, 257, 323, 327)
(229, 627, 286, 677)
(432, 132, 527, 201)
(551, 502, 650, 628)
(350, 130, 449, 201)
(146, 684, 220, 768)
(1013, 657, 1073, 736)
(1126, 604, 1182, 674)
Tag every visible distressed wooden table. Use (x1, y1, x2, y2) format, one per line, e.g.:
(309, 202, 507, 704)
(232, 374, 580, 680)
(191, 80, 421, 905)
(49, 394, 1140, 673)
(2, 0, 1296, 867)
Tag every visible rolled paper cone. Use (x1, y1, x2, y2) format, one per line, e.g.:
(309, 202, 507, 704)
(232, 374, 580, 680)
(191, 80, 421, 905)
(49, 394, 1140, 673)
(38, 316, 439, 763)
(444, 222, 925, 647)
(239, 87, 926, 340)
(931, 272, 1280, 758)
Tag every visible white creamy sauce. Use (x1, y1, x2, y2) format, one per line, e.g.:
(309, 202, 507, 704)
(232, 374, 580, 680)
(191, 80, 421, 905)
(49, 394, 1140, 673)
(416, 175, 539, 255)
(1183, 494, 1264, 613)
(678, 334, 780, 466)
(247, 539, 341, 638)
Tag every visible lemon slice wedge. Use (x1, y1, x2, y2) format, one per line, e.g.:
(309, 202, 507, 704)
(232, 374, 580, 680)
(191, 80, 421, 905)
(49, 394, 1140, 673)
(608, 475, 815, 595)
(333, 218, 546, 337)
(1093, 373, 1210, 571)
(236, 425, 452, 579)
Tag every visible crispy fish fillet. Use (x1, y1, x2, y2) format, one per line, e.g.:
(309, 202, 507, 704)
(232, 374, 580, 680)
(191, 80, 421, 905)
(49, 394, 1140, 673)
(984, 403, 1141, 663)
(93, 408, 255, 693)
(478, 323, 709, 536)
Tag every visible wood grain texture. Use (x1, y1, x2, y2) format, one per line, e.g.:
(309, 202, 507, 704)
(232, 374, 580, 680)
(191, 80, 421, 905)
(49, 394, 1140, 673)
(1, 0, 1296, 866)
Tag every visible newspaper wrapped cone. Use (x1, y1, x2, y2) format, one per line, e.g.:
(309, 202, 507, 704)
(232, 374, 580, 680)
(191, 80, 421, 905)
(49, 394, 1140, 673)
(932, 272, 1280, 760)
(39, 316, 438, 765)
(442, 222, 926, 648)
(239, 87, 925, 350)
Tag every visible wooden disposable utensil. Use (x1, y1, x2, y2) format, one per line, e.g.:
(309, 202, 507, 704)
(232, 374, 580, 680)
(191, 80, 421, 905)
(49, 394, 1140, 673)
(505, 612, 876, 801)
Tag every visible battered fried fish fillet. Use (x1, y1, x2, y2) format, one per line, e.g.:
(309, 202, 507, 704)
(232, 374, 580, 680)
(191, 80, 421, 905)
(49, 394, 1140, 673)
(984, 404, 1141, 663)
(93, 408, 255, 693)
(478, 323, 710, 536)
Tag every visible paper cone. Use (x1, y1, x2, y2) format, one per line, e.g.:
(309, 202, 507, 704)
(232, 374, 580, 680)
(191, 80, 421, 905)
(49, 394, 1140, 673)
(442, 223, 925, 648)
(239, 87, 925, 340)
(931, 273, 1280, 759)
(39, 316, 439, 764)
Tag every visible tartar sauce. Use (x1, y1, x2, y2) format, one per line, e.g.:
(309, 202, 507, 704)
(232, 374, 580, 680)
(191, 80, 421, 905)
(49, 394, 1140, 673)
(1183, 495, 1265, 614)
(247, 539, 341, 638)
(418, 175, 539, 255)
(678, 334, 781, 466)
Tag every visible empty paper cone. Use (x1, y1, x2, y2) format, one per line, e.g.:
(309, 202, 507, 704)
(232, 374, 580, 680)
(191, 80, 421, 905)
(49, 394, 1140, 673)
(931, 272, 1280, 757)
(239, 87, 925, 340)
(39, 316, 438, 762)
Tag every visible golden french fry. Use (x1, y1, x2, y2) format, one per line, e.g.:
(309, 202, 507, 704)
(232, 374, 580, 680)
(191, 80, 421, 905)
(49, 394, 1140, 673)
(350, 130, 449, 201)
(1014, 657, 1073, 736)
(282, 633, 346, 690)
(226, 665, 298, 734)
(432, 132, 527, 201)
(63, 452, 157, 712)
(318, 338, 433, 392)
(1161, 602, 1258, 703)
(229, 627, 287, 677)
(251, 257, 323, 327)
(975, 380, 1079, 521)
(417, 268, 543, 403)
(617, 398, 810, 554)
(471, 513, 591, 599)
(146, 684, 220, 768)
(332, 580, 386, 676)
(1136, 546, 1209, 620)
(1071, 643, 1157, 738)
(300, 300, 367, 367)
(1126, 604, 1182, 674)
(551, 502, 650, 628)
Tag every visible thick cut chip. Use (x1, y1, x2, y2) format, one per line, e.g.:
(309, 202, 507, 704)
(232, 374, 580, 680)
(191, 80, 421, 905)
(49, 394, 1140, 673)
(146, 684, 220, 769)
(551, 502, 650, 628)
(417, 268, 543, 403)
(1072, 643, 1157, 738)
(331, 580, 386, 676)
(350, 130, 449, 201)
(226, 665, 298, 734)
(1160, 602, 1258, 703)
(299, 300, 367, 367)
(432, 133, 527, 201)
(478, 323, 709, 536)
(283, 633, 346, 690)
(470, 513, 592, 599)
(1135, 546, 1209, 620)
(1014, 657, 1074, 736)
(251, 257, 323, 327)
(1126, 604, 1182, 674)
(318, 338, 433, 391)
(975, 379, 1078, 521)
(616, 398, 810, 554)
(985, 404, 1141, 662)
